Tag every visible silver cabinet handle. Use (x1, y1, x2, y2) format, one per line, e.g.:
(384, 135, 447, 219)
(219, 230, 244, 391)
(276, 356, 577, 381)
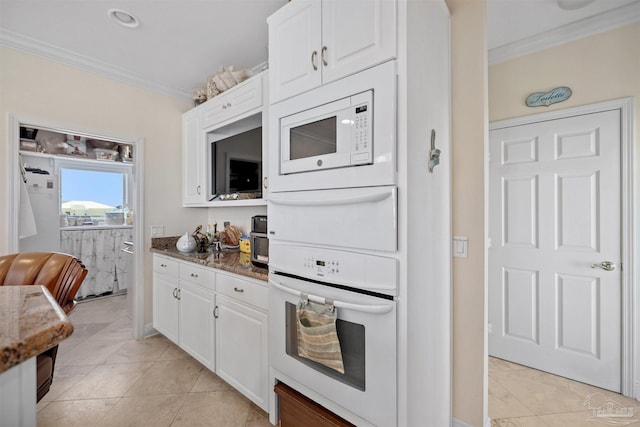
(234, 287, 244, 293)
(263, 176, 268, 189)
(172, 288, 178, 298)
(222, 102, 231, 109)
(197, 185, 201, 195)
(311, 50, 318, 71)
(213, 306, 219, 318)
(190, 273, 198, 278)
(591, 261, 616, 271)
(321, 46, 328, 66)
(177, 288, 181, 300)
(161, 264, 167, 268)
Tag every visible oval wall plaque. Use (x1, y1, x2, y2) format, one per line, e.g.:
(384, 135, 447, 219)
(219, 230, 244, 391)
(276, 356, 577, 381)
(526, 87, 572, 107)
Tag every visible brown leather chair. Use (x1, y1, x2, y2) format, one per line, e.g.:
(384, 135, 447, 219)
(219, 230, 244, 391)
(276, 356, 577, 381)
(0, 252, 88, 401)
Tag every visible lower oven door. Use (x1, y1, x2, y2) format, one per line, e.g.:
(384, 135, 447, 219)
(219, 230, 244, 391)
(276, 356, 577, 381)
(269, 272, 397, 427)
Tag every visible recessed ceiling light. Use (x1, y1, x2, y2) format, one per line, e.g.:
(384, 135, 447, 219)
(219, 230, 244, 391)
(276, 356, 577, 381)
(557, 0, 596, 10)
(108, 8, 140, 28)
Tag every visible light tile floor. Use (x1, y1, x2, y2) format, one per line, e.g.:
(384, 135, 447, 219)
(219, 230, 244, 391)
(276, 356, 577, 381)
(37, 295, 271, 427)
(38, 294, 640, 427)
(489, 357, 640, 427)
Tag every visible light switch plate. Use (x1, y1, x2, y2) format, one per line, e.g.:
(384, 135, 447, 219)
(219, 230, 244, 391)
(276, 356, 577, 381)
(453, 236, 468, 258)
(151, 225, 164, 237)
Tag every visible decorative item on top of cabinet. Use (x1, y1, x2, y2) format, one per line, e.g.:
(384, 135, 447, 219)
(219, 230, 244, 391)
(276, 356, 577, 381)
(267, 0, 396, 104)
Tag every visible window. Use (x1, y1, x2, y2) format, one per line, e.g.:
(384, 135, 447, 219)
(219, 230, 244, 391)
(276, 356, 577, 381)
(60, 168, 129, 225)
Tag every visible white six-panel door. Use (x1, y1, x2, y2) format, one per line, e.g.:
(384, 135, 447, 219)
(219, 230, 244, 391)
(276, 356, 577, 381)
(489, 109, 621, 392)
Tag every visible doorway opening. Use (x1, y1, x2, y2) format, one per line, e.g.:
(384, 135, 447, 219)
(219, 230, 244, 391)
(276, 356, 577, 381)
(486, 98, 636, 422)
(7, 114, 145, 339)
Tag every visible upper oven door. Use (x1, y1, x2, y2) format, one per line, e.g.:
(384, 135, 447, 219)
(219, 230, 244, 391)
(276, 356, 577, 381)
(268, 185, 397, 252)
(280, 91, 373, 174)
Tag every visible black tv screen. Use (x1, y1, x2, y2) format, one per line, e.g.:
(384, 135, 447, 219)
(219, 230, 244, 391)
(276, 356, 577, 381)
(211, 127, 262, 197)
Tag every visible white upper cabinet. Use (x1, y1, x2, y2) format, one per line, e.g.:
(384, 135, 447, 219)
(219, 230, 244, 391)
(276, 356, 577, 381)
(182, 108, 205, 205)
(268, 0, 396, 103)
(268, 0, 322, 103)
(202, 76, 263, 130)
(181, 72, 268, 207)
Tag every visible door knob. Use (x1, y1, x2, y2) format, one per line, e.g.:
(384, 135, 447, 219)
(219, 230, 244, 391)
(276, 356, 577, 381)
(591, 261, 616, 271)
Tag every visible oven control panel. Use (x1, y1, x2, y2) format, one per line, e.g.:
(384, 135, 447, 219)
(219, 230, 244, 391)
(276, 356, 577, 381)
(271, 242, 398, 296)
(304, 257, 341, 276)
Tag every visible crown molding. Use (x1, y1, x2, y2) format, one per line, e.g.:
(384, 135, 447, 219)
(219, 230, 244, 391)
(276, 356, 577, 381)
(489, 1, 640, 65)
(0, 28, 191, 99)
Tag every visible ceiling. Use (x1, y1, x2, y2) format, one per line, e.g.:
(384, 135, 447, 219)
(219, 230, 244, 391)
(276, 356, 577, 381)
(1, 0, 639, 99)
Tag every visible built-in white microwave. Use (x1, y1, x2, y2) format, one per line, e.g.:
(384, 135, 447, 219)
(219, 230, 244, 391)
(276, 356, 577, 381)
(269, 60, 397, 193)
(280, 91, 372, 175)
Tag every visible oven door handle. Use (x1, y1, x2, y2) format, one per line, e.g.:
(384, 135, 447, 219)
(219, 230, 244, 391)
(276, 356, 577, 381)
(269, 279, 394, 314)
(268, 191, 392, 207)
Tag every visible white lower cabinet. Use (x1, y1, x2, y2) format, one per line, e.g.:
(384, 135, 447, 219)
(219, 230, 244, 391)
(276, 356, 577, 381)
(215, 294, 268, 410)
(153, 256, 216, 368)
(152, 257, 180, 344)
(152, 254, 268, 411)
(178, 280, 215, 370)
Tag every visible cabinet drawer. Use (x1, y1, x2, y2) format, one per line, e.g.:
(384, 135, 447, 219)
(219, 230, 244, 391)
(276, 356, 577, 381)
(202, 76, 263, 128)
(153, 255, 179, 276)
(216, 272, 267, 311)
(179, 262, 216, 291)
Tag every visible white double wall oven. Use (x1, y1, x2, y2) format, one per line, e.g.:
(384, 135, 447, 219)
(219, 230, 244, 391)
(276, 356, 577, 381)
(267, 60, 401, 427)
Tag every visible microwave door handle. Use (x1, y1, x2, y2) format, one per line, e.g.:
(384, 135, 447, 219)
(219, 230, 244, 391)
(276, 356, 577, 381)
(269, 278, 394, 315)
(269, 191, 392, 207)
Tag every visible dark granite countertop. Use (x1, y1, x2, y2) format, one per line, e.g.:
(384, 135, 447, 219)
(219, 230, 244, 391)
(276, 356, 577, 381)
(1, 286, 74, 374)
(151, 236, 268, 282)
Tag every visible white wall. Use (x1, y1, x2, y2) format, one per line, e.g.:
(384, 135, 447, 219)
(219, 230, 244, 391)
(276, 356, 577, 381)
(0, 46, 208, 324)
(446, 0, 488, 425)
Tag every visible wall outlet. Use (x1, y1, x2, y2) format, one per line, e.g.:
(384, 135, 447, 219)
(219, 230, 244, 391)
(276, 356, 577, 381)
(151, 225, 164, 237)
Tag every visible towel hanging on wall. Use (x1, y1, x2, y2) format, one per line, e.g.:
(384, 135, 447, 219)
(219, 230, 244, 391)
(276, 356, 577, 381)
(19, 177, 37, 239)
(297, 297, 345, 374)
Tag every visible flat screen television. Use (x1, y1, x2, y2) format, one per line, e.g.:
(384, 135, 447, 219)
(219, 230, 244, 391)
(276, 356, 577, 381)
(209, 123, 262, 200)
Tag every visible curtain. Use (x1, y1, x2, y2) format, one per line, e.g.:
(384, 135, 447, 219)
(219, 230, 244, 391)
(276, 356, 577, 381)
(60, 228, 133, 299)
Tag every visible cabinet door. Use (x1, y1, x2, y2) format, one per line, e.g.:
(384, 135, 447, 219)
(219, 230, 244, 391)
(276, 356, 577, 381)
(215, 295, 268, 410)
(202, 77, 263, 129)
(182, 109, 205, 205)
(321, 0, 396, 84)
(260, 72, 270, 200)
(268, 0, 322, 104)
(152, 273, 179, 344)
(178, 281, 215, 370)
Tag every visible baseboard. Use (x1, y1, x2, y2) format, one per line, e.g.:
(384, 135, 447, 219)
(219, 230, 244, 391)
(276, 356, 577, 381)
(452, 416, 492, 427)
(635, 380, 640, 400)
(143, 323, 158, 339)
(452, 417, 475, 427)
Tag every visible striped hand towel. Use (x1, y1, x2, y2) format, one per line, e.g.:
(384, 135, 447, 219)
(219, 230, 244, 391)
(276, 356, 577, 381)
(297, 299, 345, 374)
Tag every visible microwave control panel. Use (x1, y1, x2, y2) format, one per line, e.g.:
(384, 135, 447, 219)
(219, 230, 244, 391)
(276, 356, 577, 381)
(351, 102, 371, 165)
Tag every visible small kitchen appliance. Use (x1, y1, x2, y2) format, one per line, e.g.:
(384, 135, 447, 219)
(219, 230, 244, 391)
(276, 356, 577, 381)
(269, 60, 397, 193)
(250, 215, 268, 267)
